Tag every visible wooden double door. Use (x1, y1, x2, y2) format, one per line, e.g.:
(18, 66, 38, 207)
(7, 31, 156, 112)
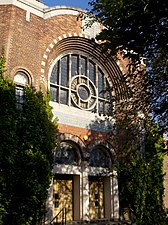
(53, 175, 105, 222)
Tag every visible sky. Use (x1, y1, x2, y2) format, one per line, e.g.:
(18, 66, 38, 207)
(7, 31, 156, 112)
(43, 0, 91, 10)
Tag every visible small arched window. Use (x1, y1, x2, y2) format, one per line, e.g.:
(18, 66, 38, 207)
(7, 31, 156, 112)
(89, 146, 111, 168)
(54, 142, 81, 166)
(14, 72, 29, 109)
(50, 54, 112, 114)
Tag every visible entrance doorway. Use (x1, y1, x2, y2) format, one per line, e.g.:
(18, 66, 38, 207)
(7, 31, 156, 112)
(53, 175, 73, 222)
(89, 176, 104, 220)
(53, 174, 80, 222)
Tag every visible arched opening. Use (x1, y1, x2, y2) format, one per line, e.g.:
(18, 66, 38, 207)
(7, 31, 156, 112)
(14, 71, 30, 109)
(89, 145, 111, 168)
(54, 141, 81, 166)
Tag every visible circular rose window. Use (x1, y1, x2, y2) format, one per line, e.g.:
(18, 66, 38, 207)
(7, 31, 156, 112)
(70, 75, 97, 110)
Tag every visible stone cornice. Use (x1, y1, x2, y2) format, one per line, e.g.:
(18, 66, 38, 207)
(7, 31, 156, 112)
(0, 0, 85, 19)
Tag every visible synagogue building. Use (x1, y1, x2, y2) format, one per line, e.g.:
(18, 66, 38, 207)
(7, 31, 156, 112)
(0, 0, 167, 224)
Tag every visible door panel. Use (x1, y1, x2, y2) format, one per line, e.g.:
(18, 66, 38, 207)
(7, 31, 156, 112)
(53, 178, 73, 222)
(89, 178, 104, 220)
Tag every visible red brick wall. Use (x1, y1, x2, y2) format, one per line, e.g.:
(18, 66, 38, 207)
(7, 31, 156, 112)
(0, 4, 82, 89)
(58, 123, 108, 143)
(0, 5, 14, 58)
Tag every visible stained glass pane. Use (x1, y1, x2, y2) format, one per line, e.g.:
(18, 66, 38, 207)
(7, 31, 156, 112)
(81, 57, 86, 75)
(98, 70, 104, 98)
(89, 62, 96, 83)
(50, 86, 58, 102)
(60, 88, 68, 104)
(71, 55, 78, 76)
(50, 63, 59, 84)
(61, 56, 68, 86)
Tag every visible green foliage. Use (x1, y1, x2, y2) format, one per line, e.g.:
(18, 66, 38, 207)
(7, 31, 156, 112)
(0, 55, 19, 225)
(0, 49, 5, 77)
(89, 0, 168, 130)
(86, 3, 168, 219)
(0, 54, 58, 224)
(118, 122, 167, 224)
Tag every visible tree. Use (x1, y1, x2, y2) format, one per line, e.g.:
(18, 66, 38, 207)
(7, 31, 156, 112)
(87, 1, 168, 223)
(0, 54, 58, 225)
(116, 119, 167, 224)
(88, 0, 168, 130)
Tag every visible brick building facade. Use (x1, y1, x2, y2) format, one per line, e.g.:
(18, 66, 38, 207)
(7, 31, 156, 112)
(0, 0, 167, 223)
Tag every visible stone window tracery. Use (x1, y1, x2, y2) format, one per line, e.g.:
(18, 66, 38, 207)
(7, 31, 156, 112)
(50, 54, 112, 114)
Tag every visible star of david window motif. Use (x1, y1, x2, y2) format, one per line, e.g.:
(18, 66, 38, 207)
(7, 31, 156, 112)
(50, 54, 112, 114)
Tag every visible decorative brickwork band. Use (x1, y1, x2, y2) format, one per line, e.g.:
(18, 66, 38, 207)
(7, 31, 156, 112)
(41, 33, 129, 100)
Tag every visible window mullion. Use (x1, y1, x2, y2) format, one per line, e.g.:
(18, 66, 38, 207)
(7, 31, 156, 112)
(95, 64, 99, 113)
(103, 74, 106, 113)
(77, 55, 79, 75)
(79, 55, 81, 75)
(58, 60, 61, 104)
(68, 55, 71, 106)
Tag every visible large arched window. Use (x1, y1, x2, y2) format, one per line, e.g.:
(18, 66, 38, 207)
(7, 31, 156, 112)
(50, 54, 112, 114)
